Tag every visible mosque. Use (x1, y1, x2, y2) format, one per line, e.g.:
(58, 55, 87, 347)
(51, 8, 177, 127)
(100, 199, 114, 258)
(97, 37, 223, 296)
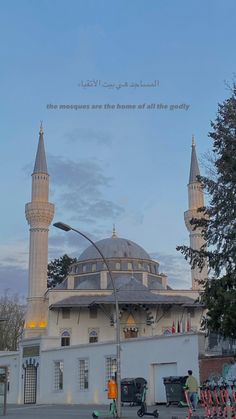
(0, 126, 208, 405)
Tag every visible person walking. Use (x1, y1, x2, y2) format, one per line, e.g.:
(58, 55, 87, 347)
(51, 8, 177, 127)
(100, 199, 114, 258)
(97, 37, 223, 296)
(185, 370, 199, 411)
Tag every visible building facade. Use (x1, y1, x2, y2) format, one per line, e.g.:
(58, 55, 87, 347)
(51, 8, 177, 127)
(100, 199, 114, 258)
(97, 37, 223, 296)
(0, 127, 207, 405)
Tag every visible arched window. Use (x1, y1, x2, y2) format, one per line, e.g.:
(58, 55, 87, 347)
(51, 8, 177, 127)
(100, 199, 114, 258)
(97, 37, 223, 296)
(89, 329, 98, 343)
(115, 262, 121, 270)
(127, 262, 133, 270)
(91, 263, 97, 272)
(61, 330, 70, 347)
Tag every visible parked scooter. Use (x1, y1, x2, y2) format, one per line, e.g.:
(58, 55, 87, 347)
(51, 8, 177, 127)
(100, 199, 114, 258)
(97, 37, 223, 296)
(92, 399, 117, 418)
(137, 384, 159, 417)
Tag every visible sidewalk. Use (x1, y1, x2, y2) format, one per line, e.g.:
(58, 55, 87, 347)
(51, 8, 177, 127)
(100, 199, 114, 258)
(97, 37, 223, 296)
(5, 403, 205, 418)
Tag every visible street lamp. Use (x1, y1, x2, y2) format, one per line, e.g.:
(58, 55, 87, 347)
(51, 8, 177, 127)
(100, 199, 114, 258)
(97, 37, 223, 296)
(53, 222, 122, 418)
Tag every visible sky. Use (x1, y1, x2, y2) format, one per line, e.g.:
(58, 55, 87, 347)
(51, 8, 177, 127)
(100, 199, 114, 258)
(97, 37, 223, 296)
(0, 0, 236, 296)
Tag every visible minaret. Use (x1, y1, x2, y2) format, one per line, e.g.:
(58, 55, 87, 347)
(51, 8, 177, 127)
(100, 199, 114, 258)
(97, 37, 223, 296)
(25, 124, 54, 336)
(184, 136, 207, 290)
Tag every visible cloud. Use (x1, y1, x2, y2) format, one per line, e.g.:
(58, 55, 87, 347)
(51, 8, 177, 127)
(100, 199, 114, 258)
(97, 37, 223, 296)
(48, 231, 88, 260)
(0, 240, 29, 297)
(64, 127, 112, 146)
(0, 241, 28, 269)
(150, 251, 191, 289)
(48, 155, 124, 223)
(0, 264, 27, 297)
(48, 226, 107, 261)
(49, 155, 111, 192)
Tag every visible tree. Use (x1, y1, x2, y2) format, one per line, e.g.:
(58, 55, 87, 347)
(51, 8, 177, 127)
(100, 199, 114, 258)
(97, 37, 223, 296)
(47, 254, 78, 288)
(177, 84, 236, 338)
(0, 292, 25, 351)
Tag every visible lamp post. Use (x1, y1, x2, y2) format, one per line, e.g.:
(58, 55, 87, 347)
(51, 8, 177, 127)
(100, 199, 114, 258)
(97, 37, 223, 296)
(53, 222, 122, 418)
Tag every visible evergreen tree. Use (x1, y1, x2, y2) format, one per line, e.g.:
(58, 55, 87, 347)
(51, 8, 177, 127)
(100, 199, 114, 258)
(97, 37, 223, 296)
(177, 84, 236, 338)
(47, 254, 78, 288)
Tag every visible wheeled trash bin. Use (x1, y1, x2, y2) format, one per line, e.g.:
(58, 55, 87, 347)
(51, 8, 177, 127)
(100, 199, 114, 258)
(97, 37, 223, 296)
(134, 377, 147, 404)
(121, 377, 147, 405)
(163, 376, 187, 406)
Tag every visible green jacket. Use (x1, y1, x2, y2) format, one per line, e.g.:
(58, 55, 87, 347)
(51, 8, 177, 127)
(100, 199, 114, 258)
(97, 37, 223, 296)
(185, 375, 198, 392)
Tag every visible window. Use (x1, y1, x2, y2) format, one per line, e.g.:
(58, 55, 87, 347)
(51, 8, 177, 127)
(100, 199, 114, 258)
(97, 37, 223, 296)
(105, 357, 117, 385)
(89, 306, 98, 319)
(79, 359, 89, 390)
(127, 262, 133, 270)
(138, 262, 143, 270)
(54, 361, 63, 390)
(91, 263, 97, 272)
(62, 308, 70, 319)
(115, 262, 121, 270)
(82, 265, 87, 273)
(162, 327, 172, 335)
(61, 330, 70, 346)
(89, 329, 98, 343)
(150, 265, 155, 273)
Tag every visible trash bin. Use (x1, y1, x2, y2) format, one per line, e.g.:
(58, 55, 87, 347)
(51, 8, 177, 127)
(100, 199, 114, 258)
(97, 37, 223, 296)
(134, 377, 147, 404)
(121, 378, 135, 403)
(121, 377, 147, 404)
(163, 376, 187, 406)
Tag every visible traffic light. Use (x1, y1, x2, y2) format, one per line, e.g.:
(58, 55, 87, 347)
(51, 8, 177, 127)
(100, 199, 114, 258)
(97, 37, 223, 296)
(110, 315, 114, 326)
(146, 312, 154, 325)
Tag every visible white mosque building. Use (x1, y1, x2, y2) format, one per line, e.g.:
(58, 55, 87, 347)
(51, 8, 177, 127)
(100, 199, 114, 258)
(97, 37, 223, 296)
(0, 126, 207, 406)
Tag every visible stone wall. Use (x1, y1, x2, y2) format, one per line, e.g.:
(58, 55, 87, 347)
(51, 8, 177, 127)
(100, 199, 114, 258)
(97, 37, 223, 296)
(199, 355, 236, 383)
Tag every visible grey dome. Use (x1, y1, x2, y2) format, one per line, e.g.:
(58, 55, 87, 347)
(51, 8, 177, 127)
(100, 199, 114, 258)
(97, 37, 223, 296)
(78, 237, 150, 261)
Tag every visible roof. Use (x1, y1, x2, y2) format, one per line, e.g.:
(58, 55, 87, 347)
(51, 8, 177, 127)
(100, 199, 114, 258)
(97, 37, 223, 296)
(189, 139, 200, 183)
(50, 278, 197, 308)
(78, 237, 151, 261)
(33, 125, 48, 174)
(49, 293, 197, 308)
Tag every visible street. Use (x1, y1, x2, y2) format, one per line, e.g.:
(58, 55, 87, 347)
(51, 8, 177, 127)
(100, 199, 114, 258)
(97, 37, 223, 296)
(5, 404, 205, 419)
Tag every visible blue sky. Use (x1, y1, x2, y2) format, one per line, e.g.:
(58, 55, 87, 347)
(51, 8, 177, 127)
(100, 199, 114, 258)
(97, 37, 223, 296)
(0, 0, 235, 295)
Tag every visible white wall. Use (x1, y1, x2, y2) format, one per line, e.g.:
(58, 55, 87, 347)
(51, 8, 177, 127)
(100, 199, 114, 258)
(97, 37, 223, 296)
(38, 333, 200, 405)
(0, 334, 200, 405)
(0, 352, 20, 404)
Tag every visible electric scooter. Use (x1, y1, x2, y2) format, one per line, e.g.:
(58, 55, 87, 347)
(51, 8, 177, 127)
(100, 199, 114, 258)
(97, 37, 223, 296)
(180, 386, 203, 419)
(200, 384, 212, 419)
(92, 399, 117, 418)
(137, 384, 159, 417)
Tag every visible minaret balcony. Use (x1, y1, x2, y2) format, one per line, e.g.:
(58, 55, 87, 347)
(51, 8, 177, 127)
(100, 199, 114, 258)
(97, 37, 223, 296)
(25, 202, 55, 227)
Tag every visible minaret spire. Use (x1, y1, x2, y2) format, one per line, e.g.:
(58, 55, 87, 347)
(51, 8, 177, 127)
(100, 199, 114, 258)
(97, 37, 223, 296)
(112, 224, 117, 238)
(189, 135, 200, 184)
(33, 122, 48, 174)
(184, 136, 207, 290)
(25, 125, 54, 336)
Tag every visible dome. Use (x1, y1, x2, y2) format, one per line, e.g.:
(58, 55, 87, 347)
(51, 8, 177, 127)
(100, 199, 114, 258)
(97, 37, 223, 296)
(78, 236, 151, 262)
